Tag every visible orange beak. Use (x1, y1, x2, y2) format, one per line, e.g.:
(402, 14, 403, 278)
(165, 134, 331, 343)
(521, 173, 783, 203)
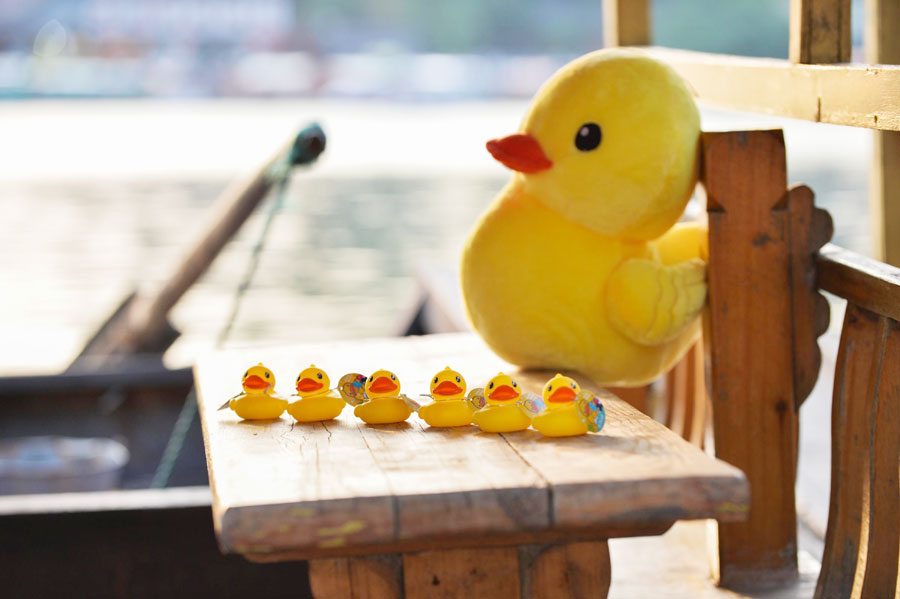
(296, 378, 324, 393)
(243, 375, 269, 390)
(486, 133, 552, 173)
(548, 387, 577, 403)
(368, 376, 398, 394)
(488, 384, 519, 401)
(433, 380, 463, 396)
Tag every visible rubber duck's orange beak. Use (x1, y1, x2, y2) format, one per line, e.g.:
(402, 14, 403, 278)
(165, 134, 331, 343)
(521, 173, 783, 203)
(433, 380, 463, 396)
(548, 387, 577, 403)
(296, 378, 323, 393)
(368, 376, 398, 394)
(486, 133, 553, 174)
(488, 384, 519, 401)
(244, 375, 269, 390)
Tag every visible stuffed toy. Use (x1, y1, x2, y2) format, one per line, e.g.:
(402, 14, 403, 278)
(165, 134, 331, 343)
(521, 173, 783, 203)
(461, 48, 706, 386)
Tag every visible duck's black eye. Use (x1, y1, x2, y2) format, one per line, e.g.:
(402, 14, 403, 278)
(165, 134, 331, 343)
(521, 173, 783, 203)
(391, 374, 396, 380)
(489, 382, 494, 389)
(434, 377, 439, 384)
(317, 373, 323, 379)
(512, 381, 517, 387)
(571, 382, 577, 389)
(244, 371, 249, 378)
(369, 376, 374, 382)
(455, 376, 461, 383)
(264, 372, 270, 378)
(575, 123, 601, 151)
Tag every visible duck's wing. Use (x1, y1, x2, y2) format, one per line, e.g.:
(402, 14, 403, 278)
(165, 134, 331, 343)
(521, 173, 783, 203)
(466, 388, 487, 410)
(518, 393, 546, 418)
(574, 390, 606, 433)
(338, 373, 369, 406)
(606, 257, 706, 345)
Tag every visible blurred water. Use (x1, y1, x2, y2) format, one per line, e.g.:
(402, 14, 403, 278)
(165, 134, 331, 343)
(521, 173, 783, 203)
(0, 99, 873, 374)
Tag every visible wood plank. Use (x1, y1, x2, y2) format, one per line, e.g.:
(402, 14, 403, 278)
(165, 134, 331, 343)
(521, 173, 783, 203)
(702, 130, 799, 587)
(524, 542, 611, 599)
(787, 185, 833, 406)
(501, 370, 747, 530)
(816, 243, 900, 322)
(602, 0, 650, 47)
(642, 47, 900, 132)
(309, 555, 403, 599)
(403, 547, 520, 599)
(815, 305, 886, 599)
(789, 0, 852, 64)
(867, 0, 900, 266)
(859, 317, 900, 598)
(195, 333, 749, 561)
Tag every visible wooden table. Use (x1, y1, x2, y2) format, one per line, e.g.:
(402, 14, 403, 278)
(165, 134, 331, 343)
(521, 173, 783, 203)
(196, 333, 749, 598)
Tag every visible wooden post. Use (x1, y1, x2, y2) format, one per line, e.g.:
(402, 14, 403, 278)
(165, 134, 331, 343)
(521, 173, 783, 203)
(309, 555, 403, 599)
(789, 0, 852, 64)
(602, 0, 650, 47)
(867, 0, 900, 266)
(702, 131, 800, 588)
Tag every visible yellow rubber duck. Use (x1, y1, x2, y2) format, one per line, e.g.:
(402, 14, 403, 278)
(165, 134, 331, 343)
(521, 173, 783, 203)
(352, 369, 414, 425)
(531, 374, 589, 437)
(461, 49, 707, 386)
(286, 365, 345, 422)
(471, 372, 532, 433)
(225, 363, 287, 420)
(417, 367, 473, 428)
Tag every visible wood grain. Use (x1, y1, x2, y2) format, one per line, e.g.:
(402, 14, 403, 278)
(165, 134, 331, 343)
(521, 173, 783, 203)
(523, 542, 610, 599)
(787, 185, 833, 406)
(602, 0, 650, 47)
(195, 333, 748, 562)
(309, 554, 403, 599)
(643, 47, 900, 132)
(789, 0, 852, 64)
(859, 318, 900, 598)
(817, 243, 900, 322)
(664, 341, 706, 447)
(815, 305, 885, 599)
(702, 130, 799, 587)
(403, 547, 520, 599)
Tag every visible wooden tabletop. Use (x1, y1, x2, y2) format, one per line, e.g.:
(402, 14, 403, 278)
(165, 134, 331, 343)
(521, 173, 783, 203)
(195, 333, 748, 563)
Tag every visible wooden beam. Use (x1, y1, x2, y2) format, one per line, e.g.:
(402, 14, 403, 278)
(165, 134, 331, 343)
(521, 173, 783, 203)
(702, 130, 799, 588)
(602, 0, 650, 47)
(642, 47, 900, 132)
(789, 0, 852, 64)
(817, 243, 900, 322)
(867, 0, 900, 265)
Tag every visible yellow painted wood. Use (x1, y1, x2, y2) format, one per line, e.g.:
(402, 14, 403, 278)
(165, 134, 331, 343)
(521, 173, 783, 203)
(194, 333, 748, 562)
(642, 47, 900, 132)
(602, 0, 650, 47)
(789, 0, 851, 64)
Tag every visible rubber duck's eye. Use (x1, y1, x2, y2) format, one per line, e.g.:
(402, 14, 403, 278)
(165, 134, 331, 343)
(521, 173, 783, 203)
(264, 372, 270, 378)
(434, 377, 439, 384)
(489, 382, 494, 389)
(369, 376, 374, 382)
(547, 385, 552, 392)
(512, 381, 517, 387)
(571, 382, 577, 389)
(391, 374, 396, 380)
(456, 376, 461, 383)
(575, 123, 601, 151)
(317, 373, 323, 379)
(244, 371, 248, 378)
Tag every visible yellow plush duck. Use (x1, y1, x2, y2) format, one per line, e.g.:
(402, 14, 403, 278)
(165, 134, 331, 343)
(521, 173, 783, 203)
(417, 367, 473, 428)
(222, 363, 287, 420)
(286, 365, 345, 422)
(339, 369, 415, 425)
(470, 372, 532, 433)
(528, 373, 603, 437)
(461, 49, 707, 386)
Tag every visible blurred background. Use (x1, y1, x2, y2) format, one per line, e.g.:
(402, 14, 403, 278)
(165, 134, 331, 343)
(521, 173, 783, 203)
(0, 0, 873, 536)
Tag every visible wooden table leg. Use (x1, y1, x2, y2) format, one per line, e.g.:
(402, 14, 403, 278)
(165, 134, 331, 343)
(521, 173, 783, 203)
(522, 541, 611, 599)
(309, 554, 403, 599)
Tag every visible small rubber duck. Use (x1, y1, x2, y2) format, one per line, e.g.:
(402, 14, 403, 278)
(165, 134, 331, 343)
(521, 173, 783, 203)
(524, 373, 607, 437)
(417, 367, 473, 428)
(461, 49, 707, 386)
(286, 365, 345, 422)
(339, 369, 416, 425)
(469, 372, 532, 433)
(220, 363, 287, 420)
